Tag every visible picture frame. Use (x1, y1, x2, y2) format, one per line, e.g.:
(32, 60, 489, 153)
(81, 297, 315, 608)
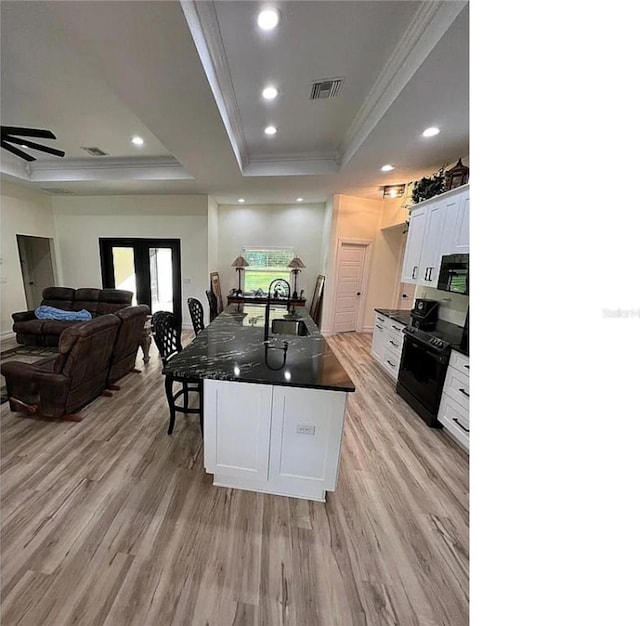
(210, 271, 224, 314)
(309, 275, 325, 325)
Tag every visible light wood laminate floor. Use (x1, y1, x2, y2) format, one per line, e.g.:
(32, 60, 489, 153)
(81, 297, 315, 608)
(1, 332, 468, 626)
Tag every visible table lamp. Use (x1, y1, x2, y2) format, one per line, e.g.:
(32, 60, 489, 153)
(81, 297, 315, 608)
(231, 255, 249, 295)
(288, 257, 305, 299)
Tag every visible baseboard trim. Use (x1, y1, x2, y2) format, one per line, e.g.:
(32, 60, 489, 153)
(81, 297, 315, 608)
(362, 325, 374, 333)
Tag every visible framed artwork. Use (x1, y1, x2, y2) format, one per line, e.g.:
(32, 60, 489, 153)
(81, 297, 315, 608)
(210, 271, 224, 314)
(309, 274, 325, 325)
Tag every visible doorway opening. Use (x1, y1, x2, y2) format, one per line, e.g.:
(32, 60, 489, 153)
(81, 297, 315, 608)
(99, 238, 182, 324)
(16, 235, 56, 309)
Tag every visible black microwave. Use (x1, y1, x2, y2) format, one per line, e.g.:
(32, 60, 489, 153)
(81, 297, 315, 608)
(438, 254, 469, 295)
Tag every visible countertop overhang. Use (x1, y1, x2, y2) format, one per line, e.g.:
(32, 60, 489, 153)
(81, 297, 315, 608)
(163, 305, 355, 393)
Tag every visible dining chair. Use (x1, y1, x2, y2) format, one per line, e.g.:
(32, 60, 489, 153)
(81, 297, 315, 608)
(151, 311, 202, 435)
(205, 289, 218, 323)
(187, 297, 205, 335)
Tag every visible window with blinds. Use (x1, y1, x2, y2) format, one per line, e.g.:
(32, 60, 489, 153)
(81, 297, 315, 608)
(243, 248, 295, 293)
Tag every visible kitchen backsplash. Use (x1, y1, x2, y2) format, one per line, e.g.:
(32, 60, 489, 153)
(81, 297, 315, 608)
(414, 286, 468, 326)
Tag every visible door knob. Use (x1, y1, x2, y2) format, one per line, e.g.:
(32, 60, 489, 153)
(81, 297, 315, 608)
(356, 292, 361, 296)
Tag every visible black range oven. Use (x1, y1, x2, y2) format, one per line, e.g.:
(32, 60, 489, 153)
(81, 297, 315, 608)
(396, 314, 465, 428)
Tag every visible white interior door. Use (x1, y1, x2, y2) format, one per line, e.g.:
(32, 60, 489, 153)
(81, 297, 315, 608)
(333, 242, 367, 333)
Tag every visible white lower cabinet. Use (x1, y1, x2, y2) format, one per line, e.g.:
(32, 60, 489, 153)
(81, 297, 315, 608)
(203, 380, 348, 501)
(371, 314, 388, 361)
(438, 394, 469, 450)
(371, 312, 406, 380)
(437, 349, 470, 452)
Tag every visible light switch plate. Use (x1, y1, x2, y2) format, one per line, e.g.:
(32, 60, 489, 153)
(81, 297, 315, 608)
(296, 424, 315, 436)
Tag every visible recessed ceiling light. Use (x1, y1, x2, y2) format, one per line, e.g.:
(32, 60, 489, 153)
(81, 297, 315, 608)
(422, 127, 440, 137)
(264, 126, 277, 135)
(238, 198, 245, 203)
(296, 197, 304, 202)
(262, 86, 279, 100)
(131, 136, 144, 146)
(380, 164, 395, 172)
(257, 8, 280, 30)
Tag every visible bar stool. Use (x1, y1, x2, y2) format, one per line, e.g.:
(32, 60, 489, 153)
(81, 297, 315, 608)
(151, 311, 202, 435)
(187, 297, 205, 335)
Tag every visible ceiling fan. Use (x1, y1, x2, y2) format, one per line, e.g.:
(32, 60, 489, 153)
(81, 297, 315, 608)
(1, 125, 65, 162)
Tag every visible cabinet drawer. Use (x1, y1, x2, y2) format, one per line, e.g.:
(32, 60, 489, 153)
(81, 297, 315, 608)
(443, 366, 469, 411)
(387, 320, 405, 334)
(384, 329, 404, 354)
(437, 394, 469, 451)
(381, 345, 401, 379)
(374, 314, 389, 329)
(450, 350, 469, 375)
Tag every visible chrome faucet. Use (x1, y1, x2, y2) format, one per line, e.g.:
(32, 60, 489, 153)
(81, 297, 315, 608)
(264, 278, 291, 342)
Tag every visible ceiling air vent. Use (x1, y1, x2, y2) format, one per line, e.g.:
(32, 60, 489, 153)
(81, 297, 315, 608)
(310, 78, 343, 100)
(81, 146, 109, 156)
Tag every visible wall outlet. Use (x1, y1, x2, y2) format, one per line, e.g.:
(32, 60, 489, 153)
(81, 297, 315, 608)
(296, 424, 315, 436)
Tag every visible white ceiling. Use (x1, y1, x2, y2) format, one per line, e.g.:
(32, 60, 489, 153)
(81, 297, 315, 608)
(0, 0, 469, 203)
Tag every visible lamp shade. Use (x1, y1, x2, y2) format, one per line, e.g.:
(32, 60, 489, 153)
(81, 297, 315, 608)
(287, 257, 306, 270)
(231, 255, 249, 268)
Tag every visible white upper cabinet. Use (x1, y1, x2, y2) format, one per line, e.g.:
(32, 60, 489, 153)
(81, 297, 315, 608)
(400, 205, 427, 283)
(417, 199, 449, 286)
(450, 190, 470, 254)
(401, 185, 469, 285)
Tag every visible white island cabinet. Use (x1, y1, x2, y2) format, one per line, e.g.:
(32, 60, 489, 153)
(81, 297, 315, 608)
(203, 380, 348, 502)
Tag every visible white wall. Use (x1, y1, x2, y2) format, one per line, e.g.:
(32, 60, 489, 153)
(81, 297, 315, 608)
(52, 195, 208, 325)
(323, 194, 405, 334)
(207, 195, 219, 273)
(0, 182, 57, 336)
(415, 285, 469, 326)
(217, 203, 325, 305)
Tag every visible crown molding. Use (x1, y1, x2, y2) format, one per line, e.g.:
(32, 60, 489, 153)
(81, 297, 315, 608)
(180, 0, 248, 172)
(0, 154, 30, 180)
(27, 157, 192, 182)
(243, 158, 339, 177)
(339, 0, 468, 168)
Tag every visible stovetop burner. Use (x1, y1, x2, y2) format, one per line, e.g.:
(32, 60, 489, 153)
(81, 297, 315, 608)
(403, 319, 464, 354)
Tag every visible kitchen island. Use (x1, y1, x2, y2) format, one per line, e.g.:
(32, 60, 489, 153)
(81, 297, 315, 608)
(164, 304, 355, 501)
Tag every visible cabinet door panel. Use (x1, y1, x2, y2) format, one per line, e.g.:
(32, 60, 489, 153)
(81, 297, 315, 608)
(270, 387, 347, 490)
(452, 191, 470, 254)
(203, 380, 272, 480)
(371, 316, 388, 361)
(417, 202, 447, 286)
(401, 206, 427, 283)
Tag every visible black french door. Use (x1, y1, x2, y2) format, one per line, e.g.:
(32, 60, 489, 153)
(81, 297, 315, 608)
(99, 238, 182, 324)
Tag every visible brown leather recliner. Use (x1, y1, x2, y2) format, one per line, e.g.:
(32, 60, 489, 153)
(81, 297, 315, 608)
(108, 305, 150, 385)
(1, 315, 121, 420)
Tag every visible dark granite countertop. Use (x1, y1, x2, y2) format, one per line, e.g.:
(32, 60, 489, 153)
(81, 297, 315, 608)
(163, 305, 355, 393)
(374, 308, 412, 326)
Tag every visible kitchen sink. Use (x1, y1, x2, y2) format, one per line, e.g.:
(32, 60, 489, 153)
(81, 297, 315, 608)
(271, 319, 309, 336)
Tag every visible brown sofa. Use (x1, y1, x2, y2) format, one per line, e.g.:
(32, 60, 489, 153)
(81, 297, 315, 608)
(1, 315, 121, 420)
(12, 287, 133, 347)
(108, 305, 149, 385)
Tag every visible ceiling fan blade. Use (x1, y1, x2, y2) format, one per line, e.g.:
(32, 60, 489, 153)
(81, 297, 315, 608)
(1, 140, 36, 162)
(1, 126, 57, 140)
(5, 135, 65, 158)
